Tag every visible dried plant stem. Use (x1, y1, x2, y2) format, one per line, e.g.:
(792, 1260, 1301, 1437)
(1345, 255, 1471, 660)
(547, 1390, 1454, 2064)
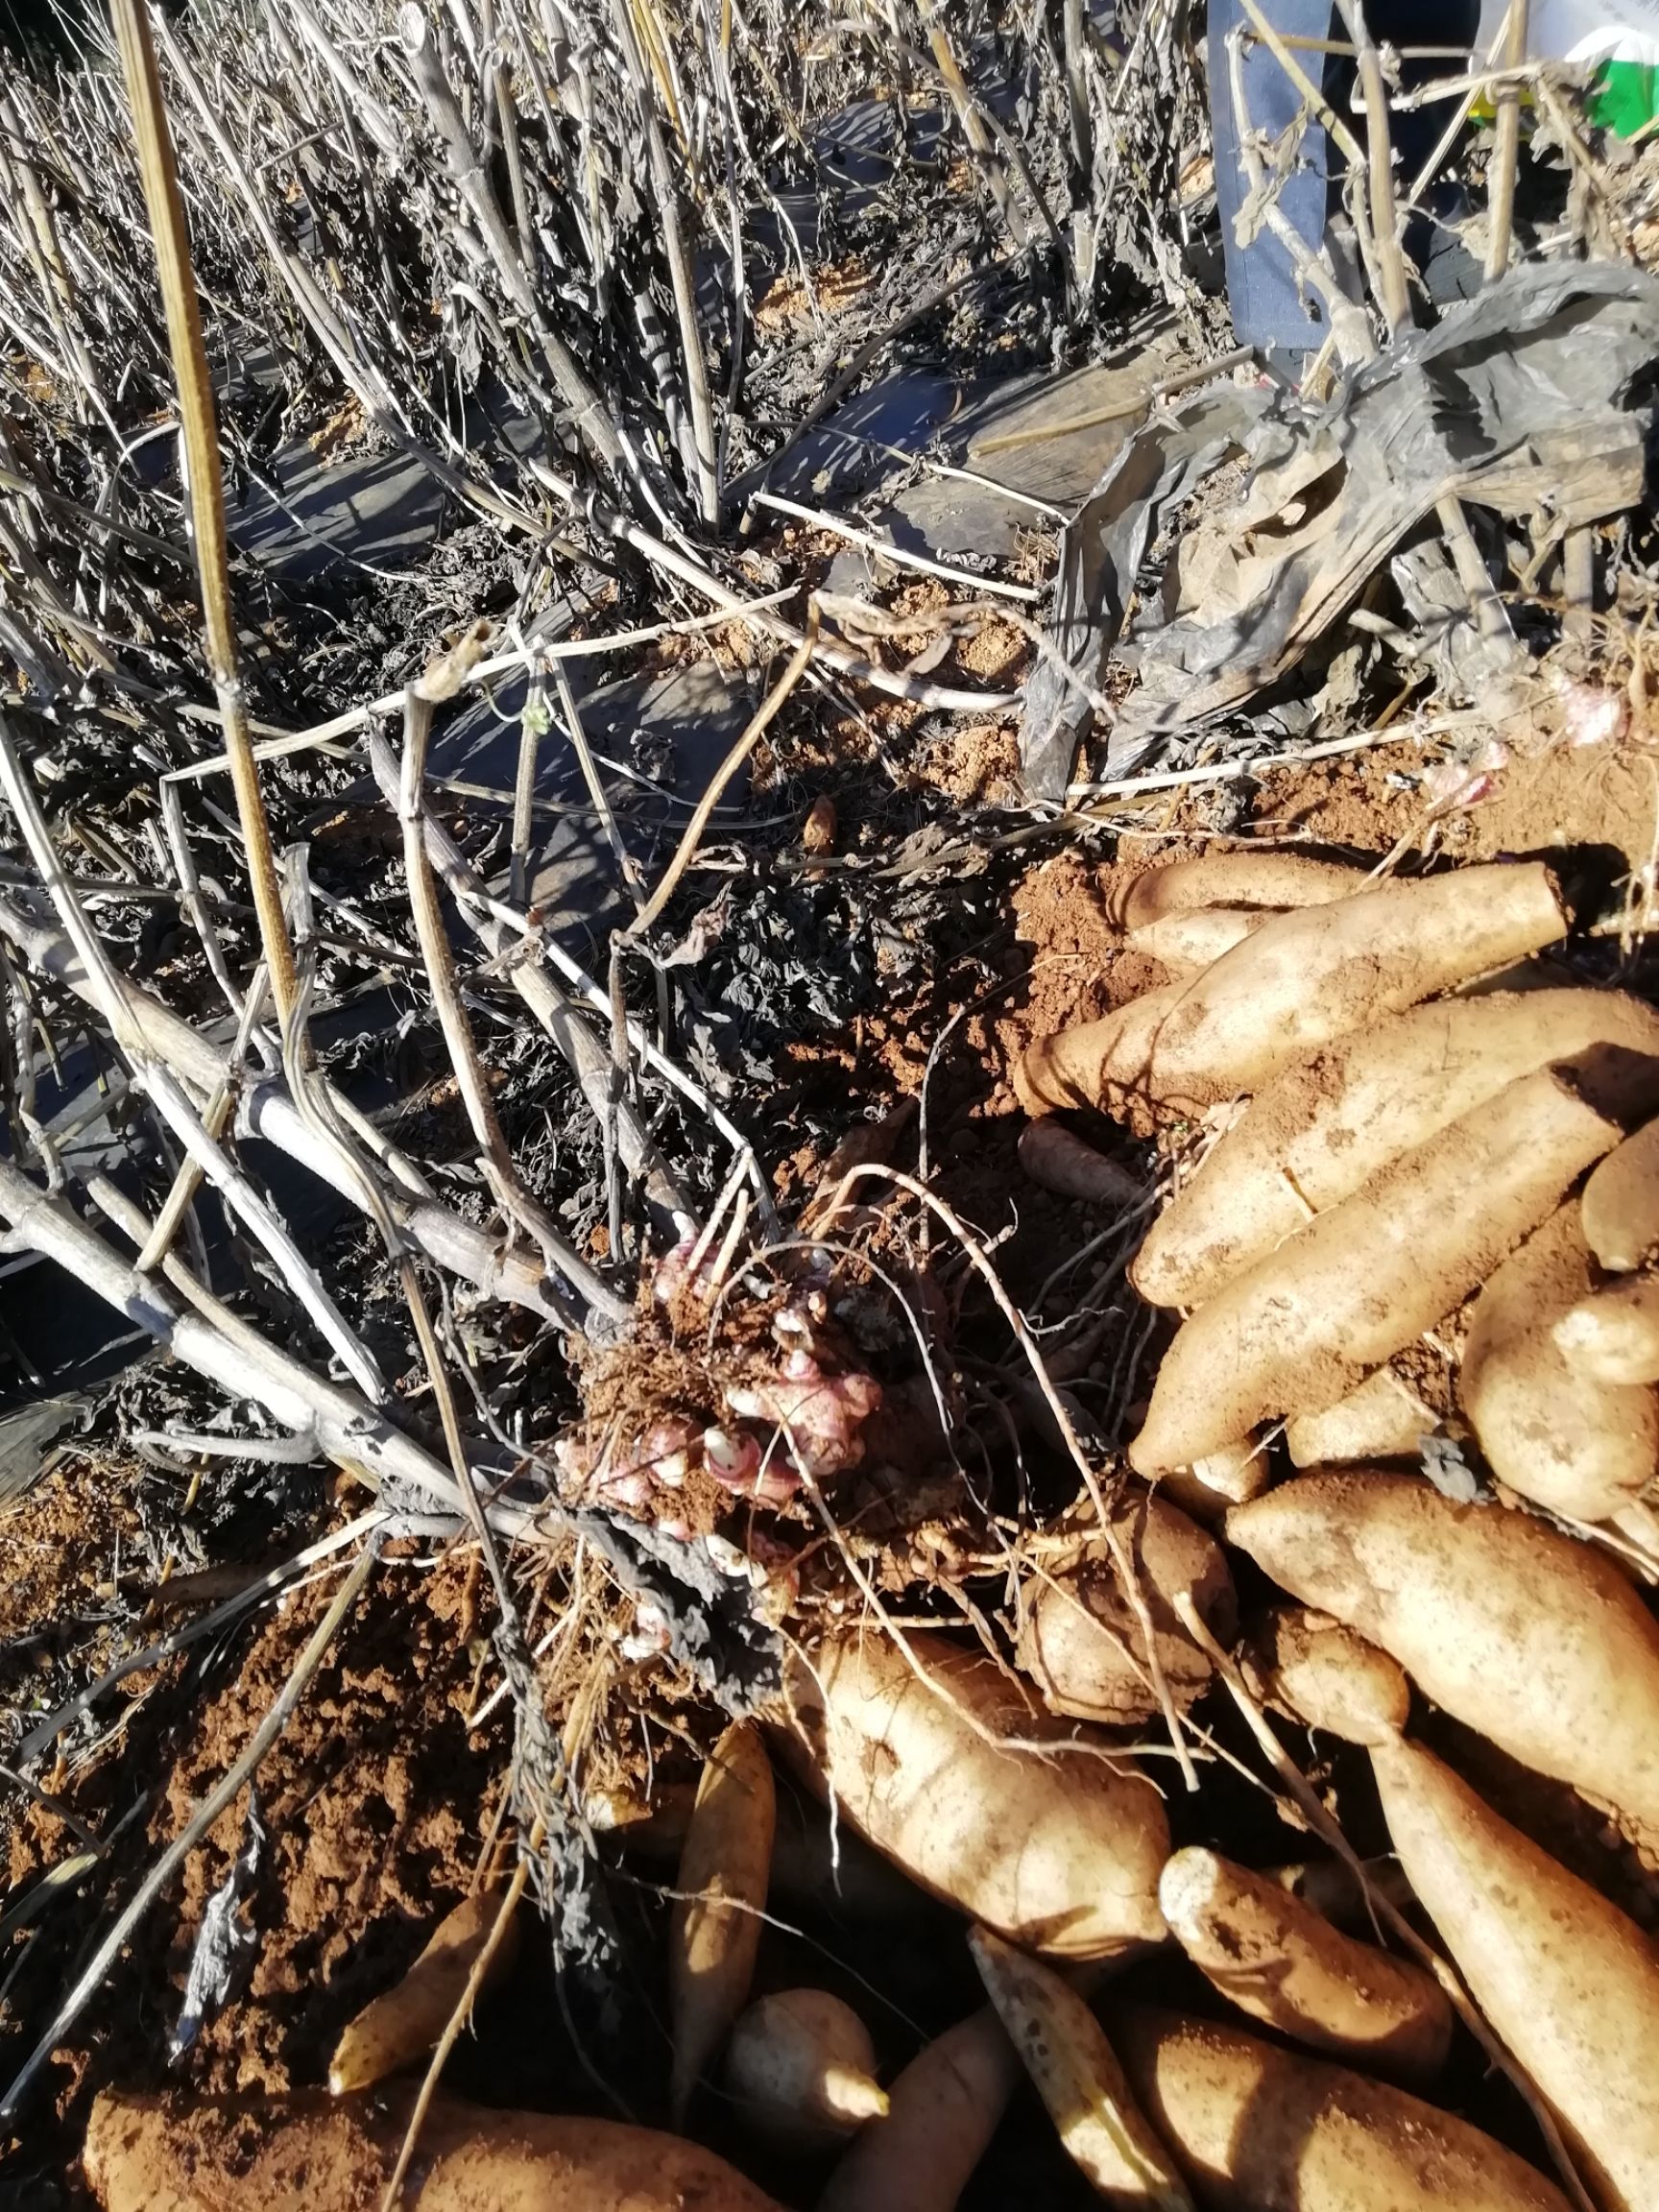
(610, 0, 719, 523)
(398, 0, 625, 488)
(379, 1850, 532, 2212)
(1334, 1, 1515, 657)
(134, 1076, 235, 1278)
(168, 592, 796, 777)
(1223, 28, 1374, 367)
(153, 12, 545, 543)
(1564, 525, 1596, 640)
(1237, 0, 1367, 170)
(362, 727, 686, 1221)
(0, 890, 568, 1324)
(1335, 2, 1409, 332)
(924, 4, 1026, 243)
(111, 0, 299, 1027)
(626, 609, 818, 940)
(1062, 0, 1093, 177)
(287, 0, 401, 155)
(397, 628, 629, 1324)
(510, 679, 543, 911)
(2, 1157, 486, 1524)
(0, 719, 383, 1393)
(554, 662, 645, 908)
(749, 490, 1042, 602)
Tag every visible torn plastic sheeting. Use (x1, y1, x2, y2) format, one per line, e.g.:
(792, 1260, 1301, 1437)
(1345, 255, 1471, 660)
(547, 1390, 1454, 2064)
(1019, 383, 1270, 799)
(1390, 537, 1519, 699)
(1106, 260, 1659, 763)
(170, 1792, 266, 2062)
(1023, 261, 1659, 794)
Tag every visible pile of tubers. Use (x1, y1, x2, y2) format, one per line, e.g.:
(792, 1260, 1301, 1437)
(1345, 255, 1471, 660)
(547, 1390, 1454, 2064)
(81, 851, 1659, 2212)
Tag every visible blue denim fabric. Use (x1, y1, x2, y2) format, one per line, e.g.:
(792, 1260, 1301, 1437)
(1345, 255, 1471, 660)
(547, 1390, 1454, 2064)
(1209, 0, 1480, 358)
(1209, 0, 1334, 356)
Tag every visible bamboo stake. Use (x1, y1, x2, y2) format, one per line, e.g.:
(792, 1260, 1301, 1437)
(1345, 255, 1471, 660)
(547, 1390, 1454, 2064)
(110, 0, 300, 1027)
(1486, 0, 1530, 278)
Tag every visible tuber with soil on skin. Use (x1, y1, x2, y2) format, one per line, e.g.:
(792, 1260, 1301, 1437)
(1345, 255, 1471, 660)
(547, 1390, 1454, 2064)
(1152, 1439, 1274, 1520)
(1020, 861, 1571, 1118)
(1156, 1847, 1452, 2083)
(1109, 2007, 1574, 2212)
(1015, 1490, 1236, 1728)
(722, 1989, 888, 2149)
(1227, 1471, 1659, 1843)
(969, 1926, 1196, 2209)
(669, 1720, 776, 2126)
(1580, 1115, 1659, 1270)
(781, 1628, 1170, 1957)
(1125, 904, 1273, 973)
(1460, 1203, 1659, 1521)
(1131, 988, 1659, 1311)
(1284, 1363, 1438, 1468)
(1373, 1734, 1659, 2212)
(1017, 1118, 1145, 1210)
(1115, 851, 1367, 928)
(1243, 1606, 1412, 1747)
(816, 2008, 1021, 2212)
(1555, 1269, 1659, 1385)
(1130, 1066, 1626, 1474)
(83, 2087, 786, 2212)
(327, 1882, 518, 2093)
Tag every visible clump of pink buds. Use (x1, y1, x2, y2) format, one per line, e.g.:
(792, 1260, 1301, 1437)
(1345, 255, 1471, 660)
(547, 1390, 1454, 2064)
(554, 1301, 883, 1526)
(1422, 735, 1508, 814)
(554, 1416, 692, 1514)
(1556, 676, 1628, 751)
(725, 1350, 882, 1480)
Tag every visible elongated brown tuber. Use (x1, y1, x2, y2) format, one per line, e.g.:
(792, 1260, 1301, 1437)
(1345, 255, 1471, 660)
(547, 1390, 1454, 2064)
(1111, 2006, 1570, 2210)
(1130, 1066, 1622, 1474)
(818, 2008, 1020, 2212)
(1227, 1470, 1659, 1844)
(1285, 1365, 1438, 1469)
(723, 1989, 887, 2149)
(1118, 852, 1365, 930)
(328, 1884, 517, 2095)
(1581, 1116, 1659, 1270)
(1248, 1606, 1411, 1747)
(970, 1927, 1195, 2208)
(1133, 987, 1659, 1310)
(1023, 863, 1569, 1118)
(83, 2087, 784, 2212)
(1555, 1270, 1659, 1385)
(1126, 904, 1271, 972)
(1158, 1846, 1452, 2081)
(1461, 1204, 1659, 1521)
(1017, 1119, 1143, 1210)
(1375, 1735, 1659, 2212)
(1015, 1491, 1235, 1729)
(783, 1628, 1168, 1957)
(669, 1720, 775, 2124)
